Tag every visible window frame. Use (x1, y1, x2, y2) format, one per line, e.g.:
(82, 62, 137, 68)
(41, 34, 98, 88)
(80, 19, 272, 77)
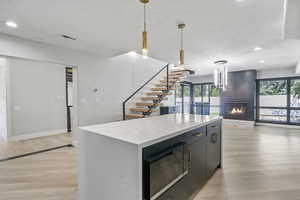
(191, 82, 220, 115)
(256, 76, 300, 125)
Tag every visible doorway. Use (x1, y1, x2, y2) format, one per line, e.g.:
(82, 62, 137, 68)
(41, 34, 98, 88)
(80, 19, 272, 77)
(175, 82, 192, 114)
(66, 67, 73, 132)
(0, 57, 8, 141)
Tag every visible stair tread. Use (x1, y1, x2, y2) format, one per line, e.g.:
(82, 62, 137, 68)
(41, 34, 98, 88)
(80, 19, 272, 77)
(151, 87, 175, 91)
(164, 75, 183, 79)
(160, 80, 178, 83)
(126, 114, 144, 118)
(171, 69, 190, 73)
(146, 91, 172, 95)
(130, 107, 151, 112)
(141, 97, 168, 101)
(155, 83, 177, 86)
(169, 72, 184, 76)
(136, 102, 163, 106)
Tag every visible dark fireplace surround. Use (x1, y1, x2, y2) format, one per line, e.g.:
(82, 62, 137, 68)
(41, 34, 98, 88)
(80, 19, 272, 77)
(220, 70, 257, 121)
(223, 102, 249, 120)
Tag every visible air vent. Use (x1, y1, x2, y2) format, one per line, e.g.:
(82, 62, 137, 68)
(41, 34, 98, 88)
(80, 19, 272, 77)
(61, 34, 77, 41)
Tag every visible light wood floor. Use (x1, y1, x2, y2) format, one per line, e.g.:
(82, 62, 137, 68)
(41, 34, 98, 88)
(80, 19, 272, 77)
(1, 126, 300, 200)
(0, 133, 72, 160)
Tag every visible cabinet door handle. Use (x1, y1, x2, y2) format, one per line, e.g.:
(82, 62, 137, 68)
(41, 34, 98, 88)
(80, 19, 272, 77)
(210, 125, 217, 128)
(211, 133, 218, 143)
(188, 148, 192, 162)
(195, 133, 204, 137)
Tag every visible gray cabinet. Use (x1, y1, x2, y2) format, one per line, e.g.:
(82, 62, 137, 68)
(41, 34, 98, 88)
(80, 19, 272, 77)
(188, 133, 206, 190)
(206, 121, 221, 178)
(143, 120, 222, 200)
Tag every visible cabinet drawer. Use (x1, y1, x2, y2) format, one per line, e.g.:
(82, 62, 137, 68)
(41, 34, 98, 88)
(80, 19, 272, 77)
(185, 127, 206, 143)
(207, 120, 220, 135)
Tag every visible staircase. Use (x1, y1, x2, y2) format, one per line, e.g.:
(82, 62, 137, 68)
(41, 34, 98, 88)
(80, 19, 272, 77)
(123, 65, 193, 120)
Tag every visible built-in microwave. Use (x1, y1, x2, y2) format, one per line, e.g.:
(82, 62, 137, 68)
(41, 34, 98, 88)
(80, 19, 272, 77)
(143, 142, 190, 200)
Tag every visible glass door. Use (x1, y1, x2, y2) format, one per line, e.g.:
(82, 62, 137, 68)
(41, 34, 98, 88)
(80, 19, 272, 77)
(202, 84, 210, 115)
(193, 85, 202, 115)
(191, 83, 220, 116)
(175, 83, 192, 114)
(182, 84, 191, 114)
(175, 84, 183, 113)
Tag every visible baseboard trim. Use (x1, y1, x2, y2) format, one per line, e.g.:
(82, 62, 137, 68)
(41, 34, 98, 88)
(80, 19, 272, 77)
(256, 123, 300, 129)
(223, 119, 255, 128)
(8, 129, 67, 142)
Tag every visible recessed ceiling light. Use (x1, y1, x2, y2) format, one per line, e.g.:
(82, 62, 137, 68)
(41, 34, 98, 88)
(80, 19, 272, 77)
(259, 60, 265, 64)
(61, 34, 77, 40)
(254, 47, 262, 51)
(5, 20, 18, 28)
(235, 0, 244, 2)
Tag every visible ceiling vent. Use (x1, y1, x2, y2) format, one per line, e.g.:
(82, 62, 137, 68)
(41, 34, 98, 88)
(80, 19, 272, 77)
(61, 34, 77, 41)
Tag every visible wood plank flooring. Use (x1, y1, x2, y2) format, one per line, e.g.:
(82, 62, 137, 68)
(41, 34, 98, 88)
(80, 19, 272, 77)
(0, 147, 77, 200)
(0, 133, 72, 160)
(1, 125, 300, 200)
(195, 125, 300, 200)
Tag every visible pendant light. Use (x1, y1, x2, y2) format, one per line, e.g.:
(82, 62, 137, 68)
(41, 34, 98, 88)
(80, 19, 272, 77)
(178, 23, 186, 67)
(140, 0, 150, 57)
(214, 60, 228, 90)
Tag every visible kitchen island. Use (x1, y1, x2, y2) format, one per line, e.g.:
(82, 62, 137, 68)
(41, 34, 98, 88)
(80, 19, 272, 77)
(77, 114, 222, 200)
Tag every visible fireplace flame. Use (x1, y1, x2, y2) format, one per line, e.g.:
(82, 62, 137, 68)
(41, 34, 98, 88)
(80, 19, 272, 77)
(230, 108, 243, 114)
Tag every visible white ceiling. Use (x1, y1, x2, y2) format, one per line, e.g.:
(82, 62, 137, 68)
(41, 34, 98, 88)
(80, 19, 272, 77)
(0, 0, 300, 75)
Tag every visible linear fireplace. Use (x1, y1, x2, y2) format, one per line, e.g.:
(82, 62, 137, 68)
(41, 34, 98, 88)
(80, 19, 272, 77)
(224, 102, 249, 120)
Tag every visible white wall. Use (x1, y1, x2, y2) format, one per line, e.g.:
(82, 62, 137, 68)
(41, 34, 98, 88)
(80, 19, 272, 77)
(257, 67, 296, 79)
(8, 58, 67, 138)
(0, 57, 7, 140)
(296, 62, 300, 74)
(0, 33, 167, 139)
(79, 52, 166, 124)
(188, 67, 298, 84)
(186, 75, 214, 84)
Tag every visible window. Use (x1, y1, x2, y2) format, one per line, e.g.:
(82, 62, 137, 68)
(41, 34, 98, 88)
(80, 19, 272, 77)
(259, 79, 287, 107)
(210, 85, 220, 116)
(257, 77, 300, 125)
(191, 83, 220, 116)
(259, 108, 287, 122)
(183, 85, 191, 114)
(291, 79, 300, 108)
(175, 84, 183, 113)
(175, 83, 191, 114)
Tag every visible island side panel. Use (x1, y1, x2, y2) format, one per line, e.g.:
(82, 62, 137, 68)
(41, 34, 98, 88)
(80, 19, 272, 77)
(77, 129, 140, 200)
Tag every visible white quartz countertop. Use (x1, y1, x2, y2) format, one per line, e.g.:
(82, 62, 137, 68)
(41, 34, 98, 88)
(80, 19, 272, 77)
(79, 114, 222, 147)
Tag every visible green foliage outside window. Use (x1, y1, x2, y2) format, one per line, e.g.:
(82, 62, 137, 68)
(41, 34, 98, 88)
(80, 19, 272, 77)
(176, 85, 190, 97)
(176, 85, 182, 98)
(260, 80, 287, 95)
(183, 86, 190, 96)
(291, 80, 300, 99)
(193, 86, 201, 97)
(211, 86, 219, 97)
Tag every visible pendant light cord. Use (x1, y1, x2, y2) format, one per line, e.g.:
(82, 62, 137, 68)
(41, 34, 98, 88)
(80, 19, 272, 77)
(144, 3, 146, 31)
(181, 28, 183, 50)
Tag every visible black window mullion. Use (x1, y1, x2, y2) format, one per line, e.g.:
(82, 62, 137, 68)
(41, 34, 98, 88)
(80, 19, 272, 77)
(287, 79, 291, 123)
(256, 80, 260, 121)
(181, 84, 184, 114)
